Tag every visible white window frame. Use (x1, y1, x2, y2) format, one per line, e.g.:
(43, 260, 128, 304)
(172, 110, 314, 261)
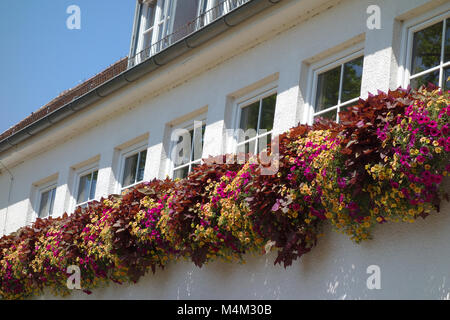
(117, 142, 148, 192)
(138, 0, 177, 59)
(401, 10, 450, 89)
(35, 181, 57, 220)
(73, 164, 99, 210)
(197, 0, 246, 28)
(167, 116, 207, 179)
(197, 0, 211, 28)
(231, 84, 278, 155)
(305, 46, 364, 125)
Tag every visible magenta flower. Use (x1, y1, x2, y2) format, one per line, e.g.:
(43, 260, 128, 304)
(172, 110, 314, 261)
(420, 147, 429, 155)
(416, 155, 426, 163)
(422, 171, 431, 180)
(430, 127, 440, 136)
(428, 120, 438, 128)
(417, 115, 430, 124)
(432, 175, 442, 184)
(337, 177, 346, 189)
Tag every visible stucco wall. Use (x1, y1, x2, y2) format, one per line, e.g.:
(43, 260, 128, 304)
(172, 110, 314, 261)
(1, 0, 450, 299)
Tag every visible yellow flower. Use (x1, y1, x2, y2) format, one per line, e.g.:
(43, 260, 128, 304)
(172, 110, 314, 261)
(435, 147, 442, 154)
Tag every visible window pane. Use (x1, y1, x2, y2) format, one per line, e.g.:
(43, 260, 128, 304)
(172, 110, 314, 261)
(38, 187, 56, 218)
(259, 94, 276, 134)
(49, 188, 56, 216)
(158, 21, 164, 41)
(445, 18, 450, 63)
(200, 0, 208, 14)
(137, 151, 147, 183)
(201, 124, 206, 147)
(188, 128, 195, 161)
(122, 153, 138, 187)
(198, 0, 209, 27)
(315, 109, 338, 122)
(142, 31, 153, 56)
(258, 133, 272, 154)
(166, 0, 173, 17)
(38, 190, 50, 218)
(77, 173, 93, 204)
(444, 66, 450, 91)
(146, 4, 156, 28)
(174, 130, 192, 166)
(411, 22, 443, 75)
(410, 70, 440, 89)
(239, 101, 259, 141)
(160, 0, 166, 20)
(173, 166, 189, 180)
(315, 66, 340, 112)
(192, 124, 205, 161)
(341, 56, 363, 102)
(89, 171, 98, 201)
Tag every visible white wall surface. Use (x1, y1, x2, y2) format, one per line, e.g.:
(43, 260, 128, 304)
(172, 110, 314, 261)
(1, 0, 450, 299)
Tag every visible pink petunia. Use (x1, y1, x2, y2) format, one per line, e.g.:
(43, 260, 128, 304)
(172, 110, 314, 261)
(428, 120, 438, 128)
(430, 127, 440, 137)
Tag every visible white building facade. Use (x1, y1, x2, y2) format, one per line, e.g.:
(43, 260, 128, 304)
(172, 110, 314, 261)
(1, 0, 450, 299)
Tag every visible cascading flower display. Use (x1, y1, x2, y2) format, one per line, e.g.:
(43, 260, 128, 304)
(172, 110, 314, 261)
(0, 87, 448, 300)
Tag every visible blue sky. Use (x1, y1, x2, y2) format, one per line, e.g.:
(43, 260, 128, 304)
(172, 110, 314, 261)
(0, 0, 136, 133)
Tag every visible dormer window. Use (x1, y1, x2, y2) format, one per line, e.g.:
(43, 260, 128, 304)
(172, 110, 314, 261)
(139, 0, 176, 58)
(198, 0, 241, 27)
(130, 0, 250, 65)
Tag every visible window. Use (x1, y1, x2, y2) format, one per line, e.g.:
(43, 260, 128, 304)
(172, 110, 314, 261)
(197, 0, 210, 28)
(37, 184, 57, 219)
(407, 16, 450, 90)
(140, 0, 176, 57)
(121, 149, 147, 189)
(76, 170, 98, 208)
(313, 55, 364, 122)
(236, 91, 277, 155)
(197, 0, 246, 28)
(170, 120, 206, 179)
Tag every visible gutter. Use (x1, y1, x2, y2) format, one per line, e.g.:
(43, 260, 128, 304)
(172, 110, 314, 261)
(0, 0, 282, 156)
